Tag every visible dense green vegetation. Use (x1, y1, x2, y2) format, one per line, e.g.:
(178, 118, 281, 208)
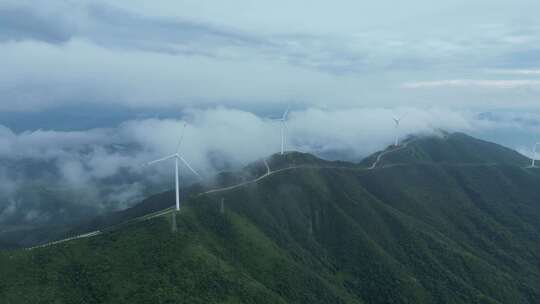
(1, 133, 540, 303)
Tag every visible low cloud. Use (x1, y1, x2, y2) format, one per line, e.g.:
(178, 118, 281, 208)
(0, 199, 17, 222)
(0, 106, 510, 223)
(0, 106, 537, 226)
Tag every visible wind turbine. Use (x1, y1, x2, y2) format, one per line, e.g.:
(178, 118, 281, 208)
(145, 123, 202, 212)
(530, 143, 540, 168)
(279, 106, 290, 155)
(392, 114, 406, 146)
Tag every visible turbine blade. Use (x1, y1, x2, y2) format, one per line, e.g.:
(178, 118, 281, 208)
(145, 154, 177, 166)
(176, 123, 188, 153)
(179, 156, 202, 179)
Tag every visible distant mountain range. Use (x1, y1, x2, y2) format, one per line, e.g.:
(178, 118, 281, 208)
(1, 132, 540, 303)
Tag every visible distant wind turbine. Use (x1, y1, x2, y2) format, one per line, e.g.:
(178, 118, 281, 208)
(144, 123, 202, 212)
(392, 114, 407, 146)
(530, 143, 540, 168)
(278, 106, 290, 155)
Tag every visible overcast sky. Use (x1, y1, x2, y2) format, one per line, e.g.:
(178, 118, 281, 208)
(1, 1, 540, 219)
(1, 0, 540, 113)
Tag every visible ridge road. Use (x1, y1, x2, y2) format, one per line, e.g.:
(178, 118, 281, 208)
(24, 140, 527, 250)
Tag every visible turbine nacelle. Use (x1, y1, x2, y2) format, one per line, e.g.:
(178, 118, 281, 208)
(392, 113, 407, 146)
(146, 153, 202, 179)
(278, 106, 290, 155)
(531, 142, 540, 168)
(143, 123, 201, 212)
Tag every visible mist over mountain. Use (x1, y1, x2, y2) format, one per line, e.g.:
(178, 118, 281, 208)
(2, 133, 540, 303)
(0, 108, 457, 231)
(1, 106, 538, 236)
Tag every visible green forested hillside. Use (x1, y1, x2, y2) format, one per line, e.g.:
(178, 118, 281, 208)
(1, 133, 540, 303)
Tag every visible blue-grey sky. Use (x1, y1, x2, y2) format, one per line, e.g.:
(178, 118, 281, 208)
(1, 0, 540, 113)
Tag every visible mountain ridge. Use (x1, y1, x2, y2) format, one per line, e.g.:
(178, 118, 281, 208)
(13, 132, 536, 248)
(1, 132, 540, 303)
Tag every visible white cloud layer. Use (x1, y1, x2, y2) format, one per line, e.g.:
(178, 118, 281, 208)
(0, 107, 475, 169)
(0, 106, 539, 225)
(1, 1, 540, 112)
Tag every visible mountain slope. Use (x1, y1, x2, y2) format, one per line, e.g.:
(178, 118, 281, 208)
(1, 133, 540, 303)
(68, 152, 352, 236)
(361, 132, 530, 168)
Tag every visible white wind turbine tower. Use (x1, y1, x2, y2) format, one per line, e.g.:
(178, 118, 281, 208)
(145, 123, 202, 212)
(392, 114, 407, 146)
(530, 142, 540, 168)
(279, 106, 290, 155)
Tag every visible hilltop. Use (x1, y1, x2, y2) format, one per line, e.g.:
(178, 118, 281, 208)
(1, 133, 540, 303)
(361, 132, 530, 168)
